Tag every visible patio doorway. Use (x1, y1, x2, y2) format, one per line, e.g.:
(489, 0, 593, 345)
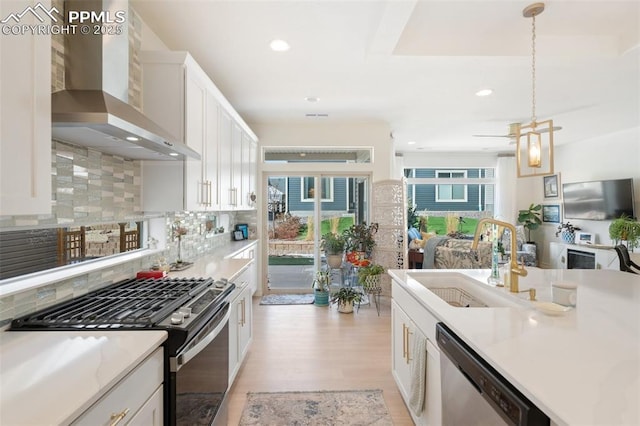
(265, 174, 369, 292)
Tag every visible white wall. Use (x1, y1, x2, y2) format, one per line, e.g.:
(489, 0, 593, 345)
(253, 121, 393, 183)
(532, 127, 640, 266)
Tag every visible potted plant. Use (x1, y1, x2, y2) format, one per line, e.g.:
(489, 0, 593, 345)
(342, 222, 379, 257)
(321, 232, 346, 268)
(517, 203, 542, 243)
(357, 263, 385, 288)
(311, 269, 332, 306)
(555, 221, 581, 245)
(330, 287, 363, 313)
(609, 215, 640, 251)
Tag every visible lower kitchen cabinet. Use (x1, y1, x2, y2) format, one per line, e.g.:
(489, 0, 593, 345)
(228, 275, 253, 386)
(391, 281, 442, 425)
(71, 347, 164, 425)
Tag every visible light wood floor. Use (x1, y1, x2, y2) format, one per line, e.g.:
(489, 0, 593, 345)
(227, 295, 414, 425)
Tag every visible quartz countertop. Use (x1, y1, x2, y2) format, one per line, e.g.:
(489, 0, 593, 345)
(167, 239, 257, 281)
(0, 330, 167, 425)
(388, 268, 640, 426)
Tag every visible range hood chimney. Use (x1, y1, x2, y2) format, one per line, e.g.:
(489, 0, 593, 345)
(51, 0, 199, 161)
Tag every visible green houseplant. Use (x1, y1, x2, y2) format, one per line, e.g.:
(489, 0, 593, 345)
(312, 269, 332, 306)
(609, 215, 640, 251)
(342, 222, 379, 255)
(517, 203, 542, 243)
(321, 232, 346, 268)
(330, 287, 363, 313)
(357, 263, 385, 287)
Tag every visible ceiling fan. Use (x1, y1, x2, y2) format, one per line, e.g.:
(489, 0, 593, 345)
(473, 123, 562, 143)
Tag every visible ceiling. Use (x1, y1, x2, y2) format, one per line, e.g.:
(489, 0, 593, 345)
(130, 0, 640, 154)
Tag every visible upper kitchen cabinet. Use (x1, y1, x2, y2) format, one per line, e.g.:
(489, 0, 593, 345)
(140, 51, 257, 212)
(0, 0, 52, 216)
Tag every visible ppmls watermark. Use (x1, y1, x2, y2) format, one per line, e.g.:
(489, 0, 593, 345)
(1, 2, 126, 36)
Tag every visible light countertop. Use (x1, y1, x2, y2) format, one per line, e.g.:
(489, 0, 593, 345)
(167, 239, 257, 282)
(388, 268, 640, 426)
(0, 330, 167, 425)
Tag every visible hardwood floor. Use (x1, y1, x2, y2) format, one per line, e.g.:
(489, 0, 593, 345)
(227, 295, 414, 425)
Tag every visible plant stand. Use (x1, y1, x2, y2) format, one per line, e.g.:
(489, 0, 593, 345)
(359, 275, 382, 316)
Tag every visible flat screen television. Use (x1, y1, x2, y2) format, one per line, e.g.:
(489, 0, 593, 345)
(562, 178, 635, 220)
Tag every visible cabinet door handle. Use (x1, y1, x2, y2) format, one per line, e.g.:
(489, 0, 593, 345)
(207, 181, 213, 206)
(406, 329, 413, 364)
(402, 323, 408, 360)
(109, 408, 129, 426)
(241, 298, 246, 326)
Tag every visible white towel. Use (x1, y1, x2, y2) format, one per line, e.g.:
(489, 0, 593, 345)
(409, 332, 428, 415)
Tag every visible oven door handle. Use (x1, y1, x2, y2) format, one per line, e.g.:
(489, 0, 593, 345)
(176, 309, 230, 370)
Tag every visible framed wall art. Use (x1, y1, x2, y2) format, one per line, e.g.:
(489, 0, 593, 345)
(543, 174, 559, 198)
(542, 204, 561, 223)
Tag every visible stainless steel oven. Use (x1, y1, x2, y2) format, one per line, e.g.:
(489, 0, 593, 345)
(170, 302, 230, 426)
(10, 276, 235, 426)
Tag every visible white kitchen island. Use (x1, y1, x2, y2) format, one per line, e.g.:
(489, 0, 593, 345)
(0, 330, 167, 425)
(388, 267, 640, 426)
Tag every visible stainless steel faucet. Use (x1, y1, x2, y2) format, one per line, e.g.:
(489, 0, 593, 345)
(471, 218, 528, 293)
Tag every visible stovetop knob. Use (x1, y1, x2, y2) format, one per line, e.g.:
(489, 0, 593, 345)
(170, 312, 184, 325)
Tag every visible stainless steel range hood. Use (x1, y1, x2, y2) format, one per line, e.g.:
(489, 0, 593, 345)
(51, 0, 199, 161)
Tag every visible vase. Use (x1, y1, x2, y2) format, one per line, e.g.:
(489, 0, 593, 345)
(337, 300, 354, 314)
(314, 290, 329, 306)
(326, 254, 342, 269)
(561, 231, 575, 244)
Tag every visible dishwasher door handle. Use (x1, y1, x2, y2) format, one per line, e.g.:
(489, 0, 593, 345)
(458, 365, 482, 393)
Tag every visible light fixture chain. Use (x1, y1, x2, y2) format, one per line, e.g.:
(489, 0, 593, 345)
(531, 13, 537, 124)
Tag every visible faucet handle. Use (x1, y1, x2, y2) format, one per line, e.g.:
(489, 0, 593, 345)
(518, 288, 537, 301)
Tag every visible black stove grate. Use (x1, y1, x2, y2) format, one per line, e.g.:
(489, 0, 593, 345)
(11, 277, 214, 329)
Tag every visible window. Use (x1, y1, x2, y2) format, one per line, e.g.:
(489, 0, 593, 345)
(302, 177, 334, 202)
(436, 170, 467, 202)
(404, 168, 495, 214)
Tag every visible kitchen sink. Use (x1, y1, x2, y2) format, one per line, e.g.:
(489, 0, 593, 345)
(406, 271, 527, 308)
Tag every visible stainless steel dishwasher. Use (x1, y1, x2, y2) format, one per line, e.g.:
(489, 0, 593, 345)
(436, 323, 550, 426)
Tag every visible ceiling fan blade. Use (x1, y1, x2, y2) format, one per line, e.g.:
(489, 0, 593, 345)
(472, 134, 514, 138)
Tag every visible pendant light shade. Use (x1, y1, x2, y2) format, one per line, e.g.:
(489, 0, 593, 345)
(516, 3, 555, 178)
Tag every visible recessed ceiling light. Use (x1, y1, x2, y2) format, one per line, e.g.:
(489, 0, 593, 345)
(304, 96, 319, 103)
(169, 152, 179, 157)
(475, 88, 493, 97)
(270, 39, 290, 52)
(408, 141, 416, 145)
(125, 136, 140, 141)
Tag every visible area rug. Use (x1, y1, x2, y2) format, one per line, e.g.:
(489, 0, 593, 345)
(260, 294, 315, 305)
(239, 389, 393, 425)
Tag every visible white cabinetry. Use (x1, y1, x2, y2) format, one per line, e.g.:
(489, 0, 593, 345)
(391, 280, 442, 425)
(72, 347, 164, 426)
(141, 51, 257, 212)
(228, 271, 253, 385)
(548, 242, 618, 270)
(0, 0, 51, 216)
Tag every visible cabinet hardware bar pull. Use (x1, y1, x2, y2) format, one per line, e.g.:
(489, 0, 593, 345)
(402, 323, 407, 360)
(109, 408, 129, 426)
(208, 181, 213, 206)
(406, 330, 413, 363)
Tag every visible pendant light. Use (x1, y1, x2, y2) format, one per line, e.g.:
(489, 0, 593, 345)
(516, 2, 555, 178)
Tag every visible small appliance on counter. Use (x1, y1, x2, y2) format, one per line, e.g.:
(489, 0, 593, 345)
(136, 270, 167, 279)
(234, 224, 248, 240)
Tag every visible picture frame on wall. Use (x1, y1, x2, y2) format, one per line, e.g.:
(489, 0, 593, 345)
(542, 204, 561, 223)
(544, 174, 559, 198)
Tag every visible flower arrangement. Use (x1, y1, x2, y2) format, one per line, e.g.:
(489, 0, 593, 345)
(345, 251, 370, 267)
